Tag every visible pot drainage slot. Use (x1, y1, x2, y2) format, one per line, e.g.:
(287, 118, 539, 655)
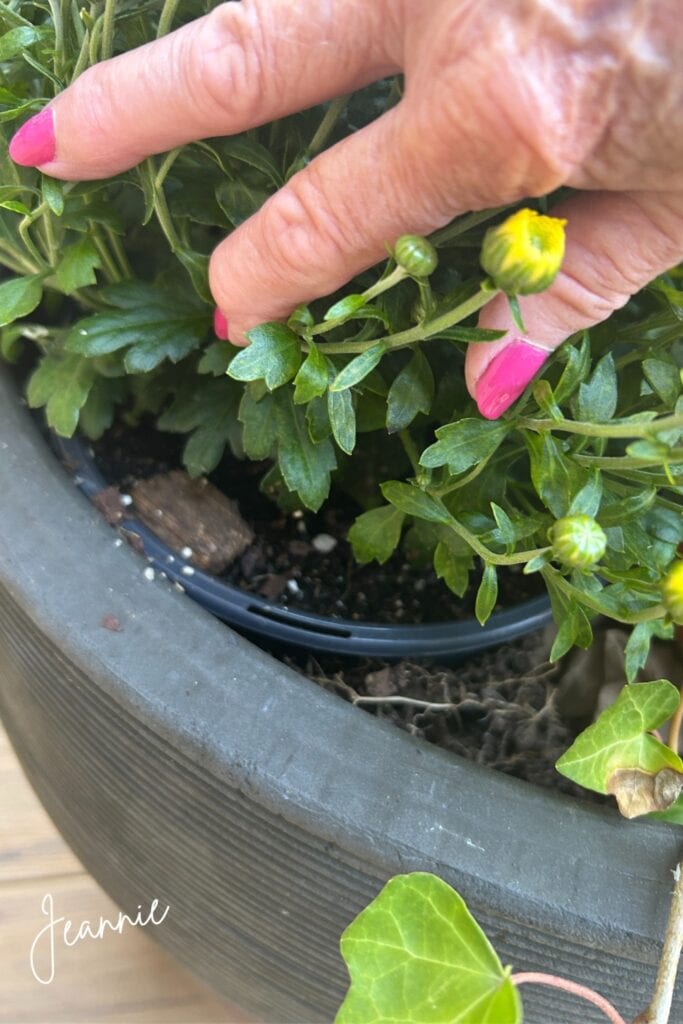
(247, 604, 353, 638)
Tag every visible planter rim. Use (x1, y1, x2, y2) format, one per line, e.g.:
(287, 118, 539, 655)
(0, 364, 680, 997)
(51, 432, 553, 658)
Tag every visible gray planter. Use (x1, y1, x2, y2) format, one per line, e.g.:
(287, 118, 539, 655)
(0, 363, 680, 1024)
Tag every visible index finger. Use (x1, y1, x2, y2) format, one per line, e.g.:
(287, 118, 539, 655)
(9, 0, 399, 178)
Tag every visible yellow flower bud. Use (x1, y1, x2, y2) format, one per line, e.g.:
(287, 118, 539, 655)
(480, 208, 567, 295)
(662, 560, 683, 625)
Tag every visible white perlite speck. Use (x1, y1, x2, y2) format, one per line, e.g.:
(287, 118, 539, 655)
(120, 494, 133, 507)
(181, 546, 193, 559)
(143, 567, 155, 581)
(312, 533, 337, 554)
(181, 565, 195, 577)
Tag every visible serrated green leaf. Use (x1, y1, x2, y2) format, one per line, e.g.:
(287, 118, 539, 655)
(26, 352, 96, 436)
(643, 358, 681, 406)
(274, 390, 336, 511)
(337, 872, 521, 1024)
(556, 681, 683, 794)
(0, 275, 43, 326)
(293, 341, 330, 403)
(221, 136, 282, 188)
(526, 432, 586, 518)
(238, 389, 277, 460)
(381, 481, 451, 524)
(577, 352, 618, 422)
(197, 341, 233, 376)
(386, 349, 434, 433)
(348, 505, 405, 564)
(554, 333, 591, 405)
(475, 564, 498, 625)
(328, 388, 356, 455)
(215, 179, 269, 227)
(434, 541, 471, 597)
(55, 236, 100, 294)
(228, 322, 302, 390)
(330, 343, 386, 392)
(306, 395, 332, 442)
(420, 419, 508, 474)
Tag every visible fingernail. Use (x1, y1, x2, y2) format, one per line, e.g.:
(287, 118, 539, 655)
(476, 338, 549, 420)
(9, 108, 56, 167)
(213, 308, 229, 340)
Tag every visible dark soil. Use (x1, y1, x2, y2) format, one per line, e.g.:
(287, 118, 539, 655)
(91, 419, 545, 624)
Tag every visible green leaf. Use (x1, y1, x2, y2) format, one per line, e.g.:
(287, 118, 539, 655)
(348, 505, 405, 564)
(490, 503, 516, 548)
(568, 470, 602, 517)
(55, 237, 101, 294)
(434, 541, 471, 597)
(598, 488, 656, 526)
(337, 872, 521, 1024)
(506, 293, 526, 333)
(420, 419, 508, 474)
(228, 322, 302, 390)
(26, 352, 96, 436)
(577, 352, 618, 422)
(197, 341, 234, 376)
(381, 481, 451, 524)
(274, 390, 336, 511)
(0, 275, 43, 326)
(328, 388, 356, 455)
(526, 432, 586, 518)
(330, 343, 386, 392)
(549, 603, 593, 661)
(42, 176, 64, 216)
(64, 284, 210, 372)
(439, 326, 506, 343)
(324, 294, 367, 321)
(643, 358, 681, 406)
(79, 377, 127, 440)
(386, 349, 434, 433)
(556, 681, 683, 794)
(0, 26, 41, 59)
(157, 378, 241, 477)
(238, 389, 277, 460)
(293, 341, 330, 403)
(475, 564, 498, 625)
(220, 136, 282, 187)
(624, 622, 657, 684)
(554, 333, 591, 405)
(215, 179, 269, 227)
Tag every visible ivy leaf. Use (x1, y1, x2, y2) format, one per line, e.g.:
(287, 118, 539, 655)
(347, 505, 405, 564)
(274, 390, 336, 511)
(26, 352, 96, 436)
(0, 275, 43, 326)
(330, 343, 386, 392)
(577, 352, 618, 422)
(337, 872, 521, 1024)
(228, 322, 302, 390)
(386, 349, 434, 433)
(328, 388, 356, 455)
(420, 419, 508, 474)
(381, 481, 451, 524)
(556, 681, 683, 795)
(55, 237, 101, 294)
(475, 564, 498, 625)
(293, 341, 330, 403)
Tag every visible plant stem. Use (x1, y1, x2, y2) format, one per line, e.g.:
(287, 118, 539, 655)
(105, 226, 133, 279)
(154, 147, 182, 190)
(518, 413, 683, 440)
(669, 696, 683, 755)
(445, 514, 550, 566)
(100, 0, 116, 60)
(430, 205, 512, 248)
(306, 94, 349, 157)
(398, 430, 420, 474)
(91, 231, 121, 283)
(541, 567, 666, 626)
(18, 215, 48, 270)
(312, 285, 497, 355)
(511, 973, 626, 1024)
(157, 0, 180, 37)
(635, 860, 683, 1024)
(362, 265, 408, 303)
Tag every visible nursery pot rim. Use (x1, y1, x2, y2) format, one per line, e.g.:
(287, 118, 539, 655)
(51, 431, 553, 658)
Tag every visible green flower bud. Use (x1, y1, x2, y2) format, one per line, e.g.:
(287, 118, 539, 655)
(662, 560, 683, 624)
(394, 234, 438, 277)
(480, 208, 566, 295)
(550, 514, 607, 569)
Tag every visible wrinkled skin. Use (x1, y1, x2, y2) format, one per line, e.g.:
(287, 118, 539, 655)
(20, 0, 683, 413)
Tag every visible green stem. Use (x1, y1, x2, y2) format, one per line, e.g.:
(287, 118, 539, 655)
(41, 208, 58, 266)
(18, 215, 48, 270)
(573, 452, 683, 472)
(105, 226, 133, 278)
(91, 231, 121, 283)
(399, 430, 420, 474)
(100, 0, 116, 60)
(429, 206, 512, 248)
(88, 16, 104, 65)
(432, 453, 498, 497)
(446, 515, 550, 566)
(71, 25, 91, 79)
(306, 94, 349, 157)
(362, 265, 408, 303)
(154, 147, 182, 189)
(542, 567, 666, 625)
(157, 0, 180, 38)
(0, 240, 40, 276)
(152, 176, 181, 251)
(48, 0, 65, 78)
(518, 412, 683, 439)
(312, 285, 498, 355)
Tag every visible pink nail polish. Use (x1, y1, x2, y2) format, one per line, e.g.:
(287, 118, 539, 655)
(476, 338, 549, 420)
(213, 308, 229, 340)
(9, 108, 56, 167)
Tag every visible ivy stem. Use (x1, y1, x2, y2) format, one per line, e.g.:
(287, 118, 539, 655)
(510, 973, 626, 1024)
(668, 694, 683, 755)
(312, 285, 498, 355)
(156, 0, 180, 37)
(517, 413, 683, 439)
(634, 860, 683, 1024)
(306, 94, 349, 157)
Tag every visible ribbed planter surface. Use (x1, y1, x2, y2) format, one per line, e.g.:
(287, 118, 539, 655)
(0, 364, 680, 1023)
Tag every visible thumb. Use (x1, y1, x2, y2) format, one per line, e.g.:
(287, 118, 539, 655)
(465, 190, 683, 420)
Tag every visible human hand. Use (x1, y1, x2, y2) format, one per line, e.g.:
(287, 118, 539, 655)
(10, 0, 683, 418)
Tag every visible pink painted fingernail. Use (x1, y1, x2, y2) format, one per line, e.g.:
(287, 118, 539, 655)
(9, 108, 56, 167)
(213, 308, 229, 340)
(476, 338, 549, 420)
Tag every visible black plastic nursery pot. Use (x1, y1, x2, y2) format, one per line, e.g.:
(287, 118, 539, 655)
(1, 361, 682, 1024)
